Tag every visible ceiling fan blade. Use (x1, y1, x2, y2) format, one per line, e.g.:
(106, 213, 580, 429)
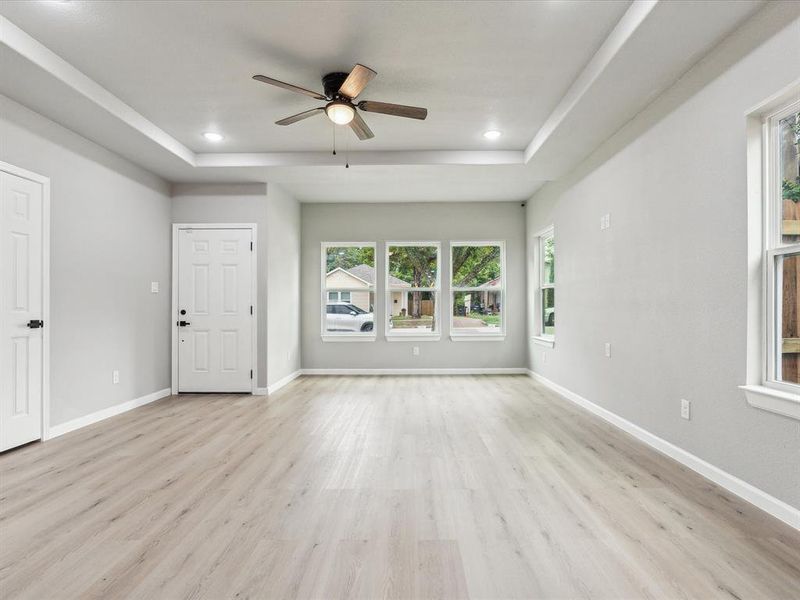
(253, 75, 327, 100)
(348, 110, 374, 140)
(358, 101, 427, 120)
(275, 107, 325, 126)
(338, 64, 377, 99)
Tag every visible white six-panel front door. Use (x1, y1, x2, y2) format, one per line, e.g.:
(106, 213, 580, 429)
(1, 171, 44, 451)
(177, 228, 253, 392)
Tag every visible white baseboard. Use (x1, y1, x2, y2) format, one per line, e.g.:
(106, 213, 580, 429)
(253, 387, 268, 396)
(301, 367, 528, 376)
(47, 387, 171, 440)
(266, 370, 301, 394)
(527, 371, 800, 531)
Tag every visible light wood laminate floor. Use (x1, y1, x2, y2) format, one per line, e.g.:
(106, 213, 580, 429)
(1, 375, 798, 599)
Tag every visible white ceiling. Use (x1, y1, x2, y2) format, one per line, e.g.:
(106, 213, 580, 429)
(0, 0, 631, 152)
(0, 0, 766, 202)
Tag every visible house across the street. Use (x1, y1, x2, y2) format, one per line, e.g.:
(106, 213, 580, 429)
(325, 264, 411, 315)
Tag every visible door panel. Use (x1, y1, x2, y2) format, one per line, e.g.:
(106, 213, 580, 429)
(1, 171, 44, 451)
(177, 228, 253, 392)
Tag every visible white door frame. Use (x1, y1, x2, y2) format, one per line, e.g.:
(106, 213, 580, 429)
(171, 223, 258, 395)
(0, 161, 51, 441)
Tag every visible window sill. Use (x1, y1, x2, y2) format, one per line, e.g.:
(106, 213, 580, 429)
(386, 334, 441, 342)
(322, 334, 376, 343)
(450, 334, 505, 342)
(739, 385, 800, 421)
(532, 336, 555, 348)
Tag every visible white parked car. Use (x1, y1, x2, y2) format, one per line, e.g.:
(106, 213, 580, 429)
(326, 303, 374, 332)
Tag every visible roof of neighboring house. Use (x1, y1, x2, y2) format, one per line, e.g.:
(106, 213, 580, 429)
(478, 276, 502, 288)
(326, 264, 411, 287)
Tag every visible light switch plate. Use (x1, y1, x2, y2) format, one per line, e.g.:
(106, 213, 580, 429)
(604, 342, 611, 357)
(112, 370, 120, 384)
(412, 346, 420, 356)
(151, 281, 159, 293)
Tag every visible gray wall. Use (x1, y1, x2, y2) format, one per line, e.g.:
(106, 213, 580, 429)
(171, 182, 302, 389)
(171, 183, 269, 388)
(526, 3, 800, 508)
(302, 202, 527, 369)
(0, 95, 172, 427)
(266, 184, 302, 387)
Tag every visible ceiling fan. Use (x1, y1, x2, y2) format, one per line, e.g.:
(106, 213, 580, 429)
(252, 64, 428, 140)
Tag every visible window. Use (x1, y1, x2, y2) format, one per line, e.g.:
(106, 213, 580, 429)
(534, 227, 555, 346)
(322, 243, 376, 339)
(766, 103, 800, 391)
(386, 242, 440, 339)
(450, 242, 505, 339)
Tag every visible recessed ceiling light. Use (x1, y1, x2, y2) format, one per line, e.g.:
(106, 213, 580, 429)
(483, 130, 502, 140)
(203, 132, 224, 142)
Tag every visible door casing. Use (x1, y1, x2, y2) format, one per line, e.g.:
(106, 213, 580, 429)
(171, 223, 258, 394)
(0, 161, 50, 442)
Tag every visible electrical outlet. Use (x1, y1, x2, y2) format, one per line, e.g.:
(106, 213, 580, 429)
(600, 215, 605, 230)
(112, 370, 120, 384)
(151, 281, 159, 293)
(600, 213, 611, 230)
(604, 342, 611, 357)
(542, 351, 547, 363)
(681, 399, 691, 420)
(412, 346, 420, 356)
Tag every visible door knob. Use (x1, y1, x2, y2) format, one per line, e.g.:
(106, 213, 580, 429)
(27, 320, 44, 329)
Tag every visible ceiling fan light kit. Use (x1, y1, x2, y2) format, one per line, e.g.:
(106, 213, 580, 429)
(252, 63, 428, 142)
(325, 101, 355, 125)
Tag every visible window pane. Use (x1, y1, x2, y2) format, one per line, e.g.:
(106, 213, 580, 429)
(452, 245, 501, 287)
(452, 291, 501, 330)
(340, 291, 351, 302)
(778, 253, 800, 384)
(542, 236, 555, 285)
(325, 292, 375, 333)
(781, 111, 800, 244)
(389, 291, 436, 332)
(388, 245, 438, 288)
(327, 291, 338, 301)
(325, 245, 375, 289)
(542, 288, 555, 336)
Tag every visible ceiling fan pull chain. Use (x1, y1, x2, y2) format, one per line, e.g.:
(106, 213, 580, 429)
(345, 133, 350, 169)
(332, 122, 337, 156)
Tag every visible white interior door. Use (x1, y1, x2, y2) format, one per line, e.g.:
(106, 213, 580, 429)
(177, 228, 253, 392)
(1, 171, 44, 451)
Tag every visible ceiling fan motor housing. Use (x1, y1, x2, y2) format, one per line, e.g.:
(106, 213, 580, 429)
(322, 72, 351, 99)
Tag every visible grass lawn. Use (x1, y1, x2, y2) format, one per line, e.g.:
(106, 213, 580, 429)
(475, 313, 501, 327)
(391, 315, 433, 329)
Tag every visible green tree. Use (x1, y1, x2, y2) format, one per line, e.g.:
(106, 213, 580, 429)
(389, 246, 438, 319)
(452, 246, 501, 287)
(326, 246, 375, 272)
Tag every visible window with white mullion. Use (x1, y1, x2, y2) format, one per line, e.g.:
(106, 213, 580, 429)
(451, 242, 505, 335)
(322, 242, 377, 337)
(386, 243, 440, 336)
(538, 229, 555, 338)
(765, 102, 800, 391)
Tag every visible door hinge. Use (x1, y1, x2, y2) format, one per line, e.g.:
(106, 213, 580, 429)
(250, 369, 253, 379)
(250, 241, 253, 251)
(250, 305, 253, 315)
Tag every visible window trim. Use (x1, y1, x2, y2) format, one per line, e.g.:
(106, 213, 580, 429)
(449, 241, 506, 341)
(385, 241, 441, 341)
(764, 101, 800, 396)
(320, 242, 377, 342)
(740, 88, 800, 421)
(533, 226, 555, 346)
